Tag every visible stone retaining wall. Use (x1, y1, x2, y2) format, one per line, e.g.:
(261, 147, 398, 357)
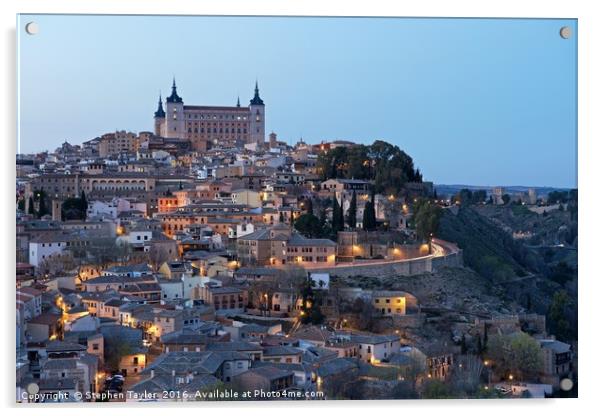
(309, 240, 463, 278)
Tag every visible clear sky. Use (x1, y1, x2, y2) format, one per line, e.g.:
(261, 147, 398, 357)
(17, 15, 577, 188)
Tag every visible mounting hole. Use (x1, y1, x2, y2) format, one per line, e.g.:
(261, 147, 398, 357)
(26, 382, 39, 395)
(25, 22, 39, 35)
(560, 378, 574, 391)
(559, 26, 571, 39)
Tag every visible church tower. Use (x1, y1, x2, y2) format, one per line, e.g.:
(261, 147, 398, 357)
(153, 94, 165, 136)
(249, 81, 265, 146)
(164, 78, 185, 138)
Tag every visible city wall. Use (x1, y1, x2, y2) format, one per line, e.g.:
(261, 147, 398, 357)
(308, 239, 463, 278)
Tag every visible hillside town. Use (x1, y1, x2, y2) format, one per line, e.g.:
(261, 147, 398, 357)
(16, 80, 577, 402)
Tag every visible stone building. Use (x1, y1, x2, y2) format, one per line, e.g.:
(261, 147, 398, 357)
(153, 79, 265, 151)
(98, 131, 140, 157)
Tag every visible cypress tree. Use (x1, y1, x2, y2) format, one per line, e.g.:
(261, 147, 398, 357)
(80, 190, 88, 215)
(363, 190, 377, 230)
(37, 196, 48, 218)
(362, 201, 372, 230)
(338, 196, 345, 229)
(332, 196, 343, 233)
(28, 196, 35, 215)
(347, 190, 357, 229)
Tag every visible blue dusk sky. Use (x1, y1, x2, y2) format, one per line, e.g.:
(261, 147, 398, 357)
(17, 15, 577, 188)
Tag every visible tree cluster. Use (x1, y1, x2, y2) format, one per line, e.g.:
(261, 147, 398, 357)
(486, 332, 543, 381)
(29, 189, 49, 218)
(316, 140, 422, 194)
(61, 191, 88, 221)
(451, 189, 487, 206)
(547, 189, 577, 204)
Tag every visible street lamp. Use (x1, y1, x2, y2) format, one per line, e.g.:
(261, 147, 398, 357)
(484, 360, 492, 386)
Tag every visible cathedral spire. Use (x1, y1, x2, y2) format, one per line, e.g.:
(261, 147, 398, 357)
(237, 96, 241, 107)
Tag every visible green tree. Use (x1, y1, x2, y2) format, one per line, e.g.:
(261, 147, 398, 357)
(61, 196, 87, 220)
(37, 194, 48, 218)
(456, 188, 473, 206)
(421, 379, 455, 399)
(299, 277, 324, 325)
(548, 190, 569, 204)
(317, 208, 331, 238)
(27, 196, 35, 215)
(362, 191, 377, 231)
(80, 190, 88, 215)
(104, 338, 133, 372)
(548, 290, 575, 341)
(332, 196, 344, 233)
(347, 190, 357, 229)
(412, 198, 442, 251)
(315, 140, 422, 193)
(549, 262, 574, 286)
(294, 213, 323, 238)
(487, 332, 543, 381)
(472, 189, 487, 204)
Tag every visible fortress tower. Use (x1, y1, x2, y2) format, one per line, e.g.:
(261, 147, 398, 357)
(249, 81, 266, 147)
(153, 94, 165, 136)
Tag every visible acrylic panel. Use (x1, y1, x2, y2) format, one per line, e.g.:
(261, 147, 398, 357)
(16, 14, 577, 403)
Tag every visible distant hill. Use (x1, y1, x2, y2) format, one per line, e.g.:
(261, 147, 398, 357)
(437, 206, 535, 282)
(437, 205, 577, 337)
(435, 184, 572, 198)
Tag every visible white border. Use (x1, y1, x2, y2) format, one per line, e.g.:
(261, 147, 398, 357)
(2, 1, 599, 415)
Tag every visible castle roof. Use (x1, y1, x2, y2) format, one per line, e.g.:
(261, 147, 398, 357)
(166, 78, 183, 103)
(249, 80, 264, 106)
(154, 94, 166, 118)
